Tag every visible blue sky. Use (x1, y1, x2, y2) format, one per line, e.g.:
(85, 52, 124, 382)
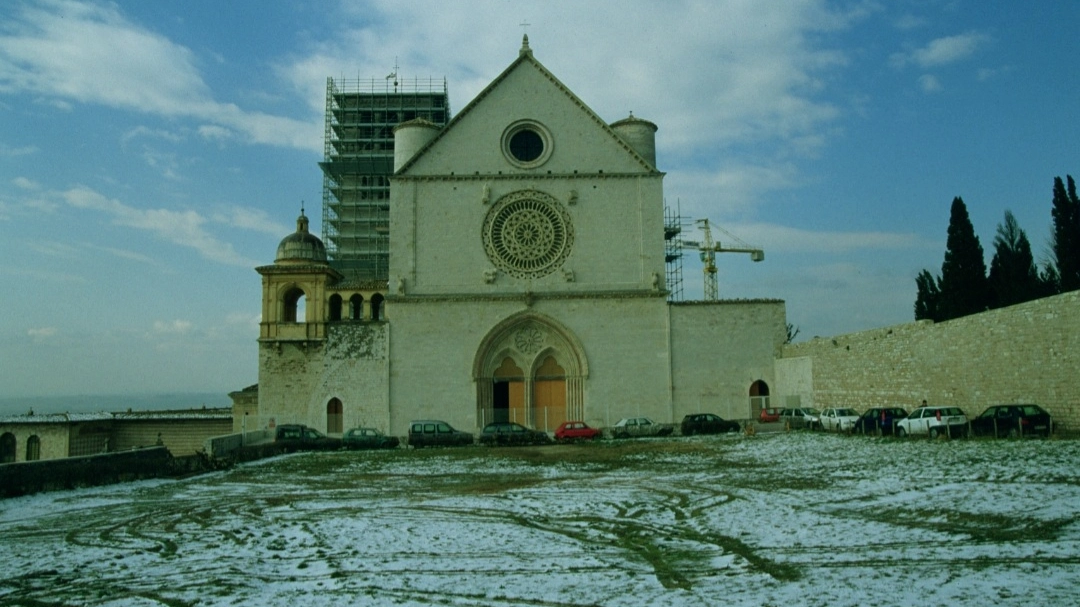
(1, 0, 1078, 403)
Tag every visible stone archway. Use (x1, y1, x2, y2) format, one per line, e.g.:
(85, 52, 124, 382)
(749, 380, 771, 419)
(473, 312, 588, 431)
(327, 398, 343, 434)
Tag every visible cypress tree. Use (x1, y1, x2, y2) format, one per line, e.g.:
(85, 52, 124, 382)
(1050, 175, 1080, 292)
(988, 210, 1041, 308)
(939, 196, 991, 319)
(914, 269, 942, 321)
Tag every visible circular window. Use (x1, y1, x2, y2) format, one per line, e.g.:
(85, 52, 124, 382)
(509, 129, 543, 162)
(502, 120, 552, 168)
(483, 191, 573, 279)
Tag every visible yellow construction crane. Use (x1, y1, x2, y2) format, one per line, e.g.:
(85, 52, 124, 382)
(679, 218, 764, 300)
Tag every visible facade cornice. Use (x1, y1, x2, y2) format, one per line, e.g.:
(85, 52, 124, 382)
(393, 171, 664, 182)
(387, 289, 668, 304)
(256, 264, 343, 278)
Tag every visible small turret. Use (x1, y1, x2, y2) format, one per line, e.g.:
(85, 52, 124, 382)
(393, 118, 440, 172)
(610, 113, 658, 168)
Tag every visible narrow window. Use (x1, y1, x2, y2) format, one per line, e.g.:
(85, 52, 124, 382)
(25, 435, 40, 461)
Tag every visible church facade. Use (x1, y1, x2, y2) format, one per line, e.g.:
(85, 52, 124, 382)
(252, 39, 787, 436)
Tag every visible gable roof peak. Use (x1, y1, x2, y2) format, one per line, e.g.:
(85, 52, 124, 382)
(520, 34, 532, 57)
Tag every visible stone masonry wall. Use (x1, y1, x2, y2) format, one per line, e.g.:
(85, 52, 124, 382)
(778, 291, 1080, 430)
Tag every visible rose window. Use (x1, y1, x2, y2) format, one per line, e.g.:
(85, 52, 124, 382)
(483, 191, 573, 279)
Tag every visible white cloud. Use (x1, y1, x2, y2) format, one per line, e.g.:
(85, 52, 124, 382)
(153, 319, 193, 335)
(278, 1, 858, 161)
(0, 143, 38, 157)
(12, 176, 39, 190)
(213, 207, 291, 237)
(725, 222, 924, 254)
(0, 1, 319, 151)
(61, 185, 259, 267)
(891, 31, 989, 69)
(918, 74, 942, 93)
(120, 126, 185, 146)
(198, 125, 233, 142)
(28, 326, 57, 341)
(912, 32, 988, 67)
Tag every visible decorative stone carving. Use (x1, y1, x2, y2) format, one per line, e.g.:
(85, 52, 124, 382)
(482, 190, 574, 279)
(514, 325, 543, 354)
(483, 269, 497, 283)
(563, 268, 575, 282)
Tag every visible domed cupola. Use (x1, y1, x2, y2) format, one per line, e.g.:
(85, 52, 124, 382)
(275, 208, 328, 264)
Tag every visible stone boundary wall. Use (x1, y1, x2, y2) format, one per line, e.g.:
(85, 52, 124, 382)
(0, 447, 174, 498)
(778, 291, 1080, 431)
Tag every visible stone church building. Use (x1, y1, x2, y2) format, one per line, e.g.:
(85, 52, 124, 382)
(250, 38, 787, 436)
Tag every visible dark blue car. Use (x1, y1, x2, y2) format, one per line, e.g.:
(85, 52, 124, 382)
(852, 407, 908, 435)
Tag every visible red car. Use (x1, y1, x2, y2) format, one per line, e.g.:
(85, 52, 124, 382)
(759, 407, 781, 423)
(555, 421, 601, 441)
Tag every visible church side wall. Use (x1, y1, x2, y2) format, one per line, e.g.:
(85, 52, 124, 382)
(777, 290, 1080, 429)
(669, 301, 787, 422)
(257, 322, 390, 435)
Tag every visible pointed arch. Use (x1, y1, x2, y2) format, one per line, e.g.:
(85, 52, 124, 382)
(473, 312, 587, 430)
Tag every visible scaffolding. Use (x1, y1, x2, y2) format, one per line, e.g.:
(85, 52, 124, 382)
(664, 201, 685, 302)
(320, 76, 451, 282)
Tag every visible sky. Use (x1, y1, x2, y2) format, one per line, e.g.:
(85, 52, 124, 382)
(1, 0, 1079, 403)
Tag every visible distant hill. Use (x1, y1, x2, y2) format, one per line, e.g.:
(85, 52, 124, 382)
(0, 393, 233, 417)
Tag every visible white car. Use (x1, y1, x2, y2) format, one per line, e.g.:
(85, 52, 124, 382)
(819, 407, 860, 432)
(895, 406, 968, 438)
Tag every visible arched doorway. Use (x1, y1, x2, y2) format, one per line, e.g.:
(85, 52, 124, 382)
(327, 398, 343, 434)
(0, 432, 15, 463)
(473, 312, 587, 431)
(749, 380, 771, 419)
(533, 356, 567, 431)
(492, 357, 525, 424)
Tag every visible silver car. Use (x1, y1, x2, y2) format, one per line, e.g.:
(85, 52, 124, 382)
(779, 407, 821, 430)
(610, 417, 675, 439)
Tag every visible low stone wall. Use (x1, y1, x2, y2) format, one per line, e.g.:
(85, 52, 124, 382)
(0, 447, 176, 498)
(778, 291, 1080, 431)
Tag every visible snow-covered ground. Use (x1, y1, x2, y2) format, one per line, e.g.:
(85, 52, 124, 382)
(1, 432, 1078, 606)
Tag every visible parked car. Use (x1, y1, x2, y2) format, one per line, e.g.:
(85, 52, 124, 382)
(852, 407, 908, 435)
(895, 406, 968, 438)
(554, 421, 602, 441)
(274, 424, 342, 451)
(479, 422, 552, 446)
(970, 404, 1052, 438)
(610, 417, 675, 439)
(819, 408, 860, 432)
(779, 407, 821, 430)
(342, 427, 400, 450)
(681, 413, 740, 435)
(407, 420, 474, 448)
(759, 407, 781, 423)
